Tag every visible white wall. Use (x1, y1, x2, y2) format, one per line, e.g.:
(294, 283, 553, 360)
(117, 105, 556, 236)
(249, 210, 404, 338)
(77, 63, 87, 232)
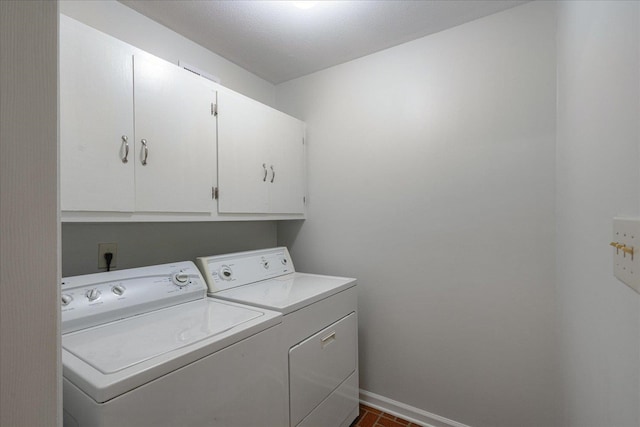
(58, 0, 280, 276)
(0, 1, 60, 425)
(59, 0, 275, 106)
(556, 2, 640, 427)
(276, 2, 558, 426)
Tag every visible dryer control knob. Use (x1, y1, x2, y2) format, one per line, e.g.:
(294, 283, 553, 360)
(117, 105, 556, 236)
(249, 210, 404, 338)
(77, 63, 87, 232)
(172, 271, 189, 287)
(112, 285, 126, 296)
(86, 288, 101, 301)
(219, 266, 233, 281)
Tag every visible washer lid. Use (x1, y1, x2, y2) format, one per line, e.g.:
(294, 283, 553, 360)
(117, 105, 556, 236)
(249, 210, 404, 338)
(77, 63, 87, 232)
(62, 298, 281, 403)
(212, 273, 356, 315)
(63, 298, 263, 374)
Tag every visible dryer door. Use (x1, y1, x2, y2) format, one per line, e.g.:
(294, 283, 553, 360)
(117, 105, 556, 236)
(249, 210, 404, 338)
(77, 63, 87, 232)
(289, 312, 357, 426)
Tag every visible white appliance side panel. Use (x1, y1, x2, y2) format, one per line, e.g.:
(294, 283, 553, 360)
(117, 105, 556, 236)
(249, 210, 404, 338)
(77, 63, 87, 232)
(62, 324, 287, 427)
(289, 313, 357, 427)
(296, 371, 359, 427)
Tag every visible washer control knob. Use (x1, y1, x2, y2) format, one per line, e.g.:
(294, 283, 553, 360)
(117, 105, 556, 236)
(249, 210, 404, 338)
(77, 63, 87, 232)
(112, 285, 126, 296)
(263, 261, 270, 269)
(172, 271, 189, 287)
(219, 266, 233, 281)
(61, 294, 73, 306)
(281, 258, 288, 265)
(86, 288, 101, 302)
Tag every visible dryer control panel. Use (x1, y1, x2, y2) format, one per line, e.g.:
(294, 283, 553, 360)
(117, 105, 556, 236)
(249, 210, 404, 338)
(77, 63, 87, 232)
(61, 261, 206, 333)
(197, 247, 294, 293)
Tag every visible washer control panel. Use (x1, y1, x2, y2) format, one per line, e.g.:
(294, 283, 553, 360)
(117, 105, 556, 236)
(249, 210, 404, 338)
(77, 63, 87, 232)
(61, 261, 206, 334)
(196, 247, 294, 293)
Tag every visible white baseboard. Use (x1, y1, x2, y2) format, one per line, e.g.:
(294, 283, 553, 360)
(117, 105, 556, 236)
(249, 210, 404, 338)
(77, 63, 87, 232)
(359, 389, 472, 427)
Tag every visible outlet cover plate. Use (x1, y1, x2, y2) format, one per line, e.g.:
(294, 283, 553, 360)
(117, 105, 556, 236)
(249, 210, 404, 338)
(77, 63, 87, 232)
(612, 217, 640, 294)
(98, 242, 117, 270)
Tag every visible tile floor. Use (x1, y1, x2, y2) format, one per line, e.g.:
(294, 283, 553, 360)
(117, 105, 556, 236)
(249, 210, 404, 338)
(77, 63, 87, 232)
(351, 404, 421, 427)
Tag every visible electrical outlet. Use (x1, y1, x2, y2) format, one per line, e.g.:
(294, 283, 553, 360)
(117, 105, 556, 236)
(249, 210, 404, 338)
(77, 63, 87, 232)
(612, 218, 640, 294)
(98, 242, 117, 270)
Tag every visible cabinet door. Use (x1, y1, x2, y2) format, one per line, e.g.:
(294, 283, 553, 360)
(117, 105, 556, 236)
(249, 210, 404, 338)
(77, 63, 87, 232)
(217, 90, 270, 214)
(60, 15, 135, 212)
(266, 110, 305, 214)
(133, 54, 217, 213)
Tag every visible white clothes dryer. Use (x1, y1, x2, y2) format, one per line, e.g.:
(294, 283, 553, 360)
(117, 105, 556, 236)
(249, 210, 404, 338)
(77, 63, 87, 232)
(61, 261, 286, 427)
(196, 248, 359, 427)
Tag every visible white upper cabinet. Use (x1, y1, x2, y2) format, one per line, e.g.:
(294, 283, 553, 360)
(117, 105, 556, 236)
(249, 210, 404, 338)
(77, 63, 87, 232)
(60, 15, 305, 221)
(264, 107, 306, 214)
(60, 15, 135, 212)
(60, 16, 217, 215)
(133, 55, 216, 213)
(217, 90, 270, 213)
(218, 89, 305, 214)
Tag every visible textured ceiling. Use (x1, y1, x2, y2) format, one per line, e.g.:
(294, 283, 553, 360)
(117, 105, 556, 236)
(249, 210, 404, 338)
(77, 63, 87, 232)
(119, 0, 529, 84)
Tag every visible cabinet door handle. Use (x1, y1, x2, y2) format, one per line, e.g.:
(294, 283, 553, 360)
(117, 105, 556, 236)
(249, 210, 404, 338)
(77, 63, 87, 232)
(270, 165, 275, 183)
(141, 139, 148, 166)
(263, 163, 268, 182)
(121, 135, 129, 163)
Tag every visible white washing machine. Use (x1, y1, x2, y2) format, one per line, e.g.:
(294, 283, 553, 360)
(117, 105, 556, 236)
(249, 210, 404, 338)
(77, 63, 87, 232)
(61, 261, 286, 427)
(196, 248, 358, 427)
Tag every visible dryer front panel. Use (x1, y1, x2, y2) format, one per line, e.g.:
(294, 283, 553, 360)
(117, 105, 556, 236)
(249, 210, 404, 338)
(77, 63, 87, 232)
(289, 312, 357, 427)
